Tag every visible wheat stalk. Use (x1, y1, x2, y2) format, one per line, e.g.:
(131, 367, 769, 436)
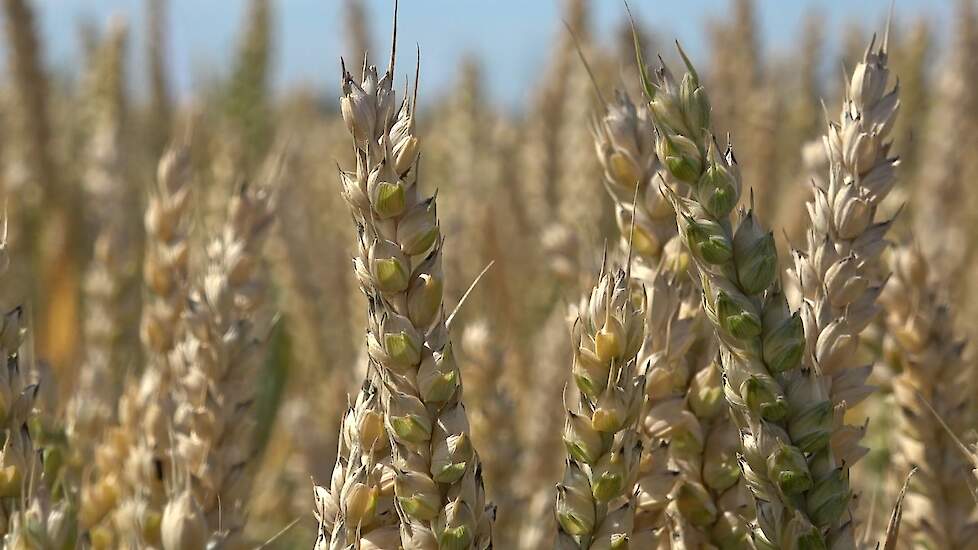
(880, 244, 976, 548)
(330, 24, 492, 546)
(555, 264, 646, 548)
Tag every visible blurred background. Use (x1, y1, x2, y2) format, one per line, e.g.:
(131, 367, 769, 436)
(17, 0, 953, 107)
(1, 0, 975, 547)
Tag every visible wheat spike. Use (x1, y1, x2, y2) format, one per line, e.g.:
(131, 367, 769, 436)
(166, 158, 280, 545)
(554, 263, 646, 548)
(514, 304, 575, 548)
(646, 42, 846, 547)
(459, 320, 522, 544)
(314, 375, 398, 547)
(323, 20, 493, 546)
(914, 0, 978, 294)
(880, 244, 977, 549)
(67, 18, 139, 466)
(79, 145, 193, 544)
(592, 87, 749, 544)
(342, 0, 372, 77)
(788, 32, 901, 543)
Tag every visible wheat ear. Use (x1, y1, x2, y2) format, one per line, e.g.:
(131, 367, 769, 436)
(647, 45, 842, 548)
(333, 30, 492, 548)
(314, 375, 398, 547)
(593, 89, 749, 545)
(880, 244, 976, 548)
(785, 32, 901, 546)
(68, 18, 136, 464)
(792, 30, 899, 470)
(554, 264, 646, 548)
(166, 161, 279, 545)
(146, 0, 173, 155)
(79, 145, 193, 545)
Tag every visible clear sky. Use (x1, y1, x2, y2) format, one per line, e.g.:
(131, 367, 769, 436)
(12, 0, 953, 107)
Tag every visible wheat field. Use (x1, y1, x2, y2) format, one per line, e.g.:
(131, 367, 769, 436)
(0, 0, 975, 548)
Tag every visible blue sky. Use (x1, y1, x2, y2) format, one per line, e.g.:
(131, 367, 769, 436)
(13, 0, 952, 107)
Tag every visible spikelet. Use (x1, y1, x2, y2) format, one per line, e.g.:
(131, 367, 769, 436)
(555, 264, 646, 548)
(645, 43, 843, 547)
(880, 244, 977, 549)
(330, 21, 493, 547)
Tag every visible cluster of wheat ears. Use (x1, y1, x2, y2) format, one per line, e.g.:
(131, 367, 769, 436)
(0, 0, 976, 547)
